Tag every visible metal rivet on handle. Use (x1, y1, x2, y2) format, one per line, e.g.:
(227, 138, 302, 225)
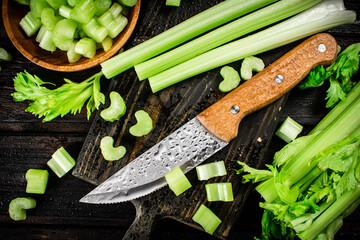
(230, 105, 240, 114)
(275, 74, 284, 84)
(318, 44, 326, 52)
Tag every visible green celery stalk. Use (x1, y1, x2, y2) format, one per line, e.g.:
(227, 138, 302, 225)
(196, 161, 227, 181)
(192, 204, 222, 235)
(70, 0, 96, 24)
(45, 0, 67, 9)
(135, 0, 320, 81)
(101, 0, 279, 79)
(30, 0, 51, 18)
(116, 0, 137, 7)
(8, 197, 36, 221)
(19, 11, 42, 37)
(205, 182, 234, 202)
(39, 29, 57, 52)
(47, 147, 76, 178)
(25, 169, 49, 194)
(166, 0, 181, 7)
(165, 166, 192, 196)
(148, 0, 356, 93)
(0, 48, 13, 62)
(275, 116, 303, 143)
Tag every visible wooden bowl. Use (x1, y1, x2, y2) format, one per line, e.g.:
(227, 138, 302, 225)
(2, 0, 141, 72)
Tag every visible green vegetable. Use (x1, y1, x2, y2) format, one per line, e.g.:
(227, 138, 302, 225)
(165, 166, 192, 196)
(46, 0, 67, 9)
(237, 82, 360, 240)
(52, 18, 77, 51)
(70, 0, 96, 24)
(299, 43, 360, 108)
(129, 110, 153, 137)
(196, 161, 227, 181)
(100, 136, 126, 161)
(41, 7, 62, 31)
(205, 182, 234, 202)
(59, 5, 72, 18)
(240, 56, 265, 80)
(116, 0, 136, 7)
(101, 0, 279, 79)
(74, 37, 96, 58)
(67, 42, 82, 63)
(0, 48, 13, 62)
(94, 0, 112, 16)
(12, 71, 105, 122)
(192, 204, 222, 235)
(108, 2, 122, 18)
(25, 169, 49, 194)
(67, 0, 80, 7)
(39, 29, 57, 52)
(166, 0, 181, 7)
(13, 0, 30, 5)
(82, 18, 108, 43)
(19, 11, 42, 37)
(8, 197, 36, 221)
(218, 66, 241, 92)
(47, 147, 76, 178)
(101, 37, 113, 52)
(30, 0, 51, 18)
(275, 116, 303, 143)
(98, 11, 128, 38)
(148, 0, 356, 93)
(100, 91, 126, 122)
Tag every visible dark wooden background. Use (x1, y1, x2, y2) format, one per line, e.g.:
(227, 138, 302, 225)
(1, 0, 359, 239)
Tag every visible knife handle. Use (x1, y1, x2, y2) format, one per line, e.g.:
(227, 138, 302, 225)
(197, 33, 338, 142)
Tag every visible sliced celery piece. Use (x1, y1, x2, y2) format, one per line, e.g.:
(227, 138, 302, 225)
(94, 0, 112, 16)
(102, 37, 113, 52)
(98, 12, 128, 38)
(276, 116, 303, 143)
(30, 0, 51, 18)
(147, 0, 355, 92)
(219, 66, 241, 92)
(47, 147, 76, 178)
(100, 136, 126, 161)
(70, 0, 96, 24)
(41, 7, 62, 31)
(196, 161, 227, 181)
(67, 0, 80, 7)
(82, 18, 108, 43)
(67, 42, 82, 63)
(117, 0, 136, 7)
(39, 29, 56, 52)
(46, 0, 67, 9)
(240, 56, 265, 80)
(108, 2, 123, 18)
(8, 197, 36, 221)
(165, 166, 192, 196)
(25, 169, 49, 194)
(192, 204, 221, 235)
(166, 0, 181, 7)
(102, 0, 277, 79)
(14, 0, 30, 5)
(20, 11, 42, 37)
(0, 48, 13, 62)
(59, 5, 72, 18)
(129, 110, 153, 137)
(74, 38, 96, 58)
(100, 91, 126, 122)
(52, 19, 77, 51)
(205, 182, 234, 202)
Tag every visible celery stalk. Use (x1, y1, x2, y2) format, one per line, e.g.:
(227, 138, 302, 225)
(275, 116, 303, 143)
(206, 183, 234, 202)
(196, 161, 227, 181)
(135, 0, 320, 81)
(148, 0, 356, 93)
(101, 0, 279, 79)
(166, 0, 181, 7)
(47, 147, 76, 178)
(20, 11, 42, 37)
(192, 204, 222, 235)
(25, 169, 49, 194)
(116, 0, 136, 7)
(165, 166, 192, 196)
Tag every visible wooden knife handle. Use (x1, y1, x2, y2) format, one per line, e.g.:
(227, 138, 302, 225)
(197, 33, 338, 142)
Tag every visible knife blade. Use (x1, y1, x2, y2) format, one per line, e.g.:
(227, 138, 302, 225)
(80, 33, 337, 204)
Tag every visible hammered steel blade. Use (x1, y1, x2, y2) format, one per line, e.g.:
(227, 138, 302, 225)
(80, 117, 228, 204)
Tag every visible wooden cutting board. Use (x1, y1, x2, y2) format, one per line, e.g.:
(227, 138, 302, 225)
(72, 1, 291, 239)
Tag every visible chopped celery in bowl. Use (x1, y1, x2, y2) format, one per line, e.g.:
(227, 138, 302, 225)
(2, 0, 141, 72)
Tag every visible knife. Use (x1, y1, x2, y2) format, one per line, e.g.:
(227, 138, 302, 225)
(80, 33, 337, 204)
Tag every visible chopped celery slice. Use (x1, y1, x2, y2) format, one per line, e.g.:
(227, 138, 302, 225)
(8, 197, 36, 221)
(67, 0, 80, 7)
(276, 116, 303, 143)
(82, 18, 108, 43)
(30, 0, 51, 18)
(36, 25, 47, 42)
(129, 110, 153, 137)
(117, 0, 136, 7)
(59, 5, 72, 18)
(94, 0, 112, 16)
(70, 0, 96, 24)
(165, 166, 192, 196)
(100, 91, 126, 122)
(14, 0, 30, 5)
(74, 38, 96, 58)
(240, 56, 265, 80)
(67, 42, 82, 63)
(102, 37, 113, 52)
(46, 0, 67, 9)
(47, 147, 76, 178)
(108, 2, 123, 18)
(41, 7, 62, 31)
(39, 29, 57, 52)
(52, 19, 77, 51)
(219, 66, 241, 92)
(25, 169, 49, 194)
(166, 0, 181, 7)
(20, 11, 42, 37)
(192, 204, 222, 235)
(0, 48, 13, 62)
(98, 12, 128, 38)
(100, 136, 126, 161)
(205, 182, 234, 202)
(196, 161, 227, 181)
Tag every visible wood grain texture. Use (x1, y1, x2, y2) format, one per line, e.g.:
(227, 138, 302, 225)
(2, 0, 141, 72)
(197, 34, 337, 142)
